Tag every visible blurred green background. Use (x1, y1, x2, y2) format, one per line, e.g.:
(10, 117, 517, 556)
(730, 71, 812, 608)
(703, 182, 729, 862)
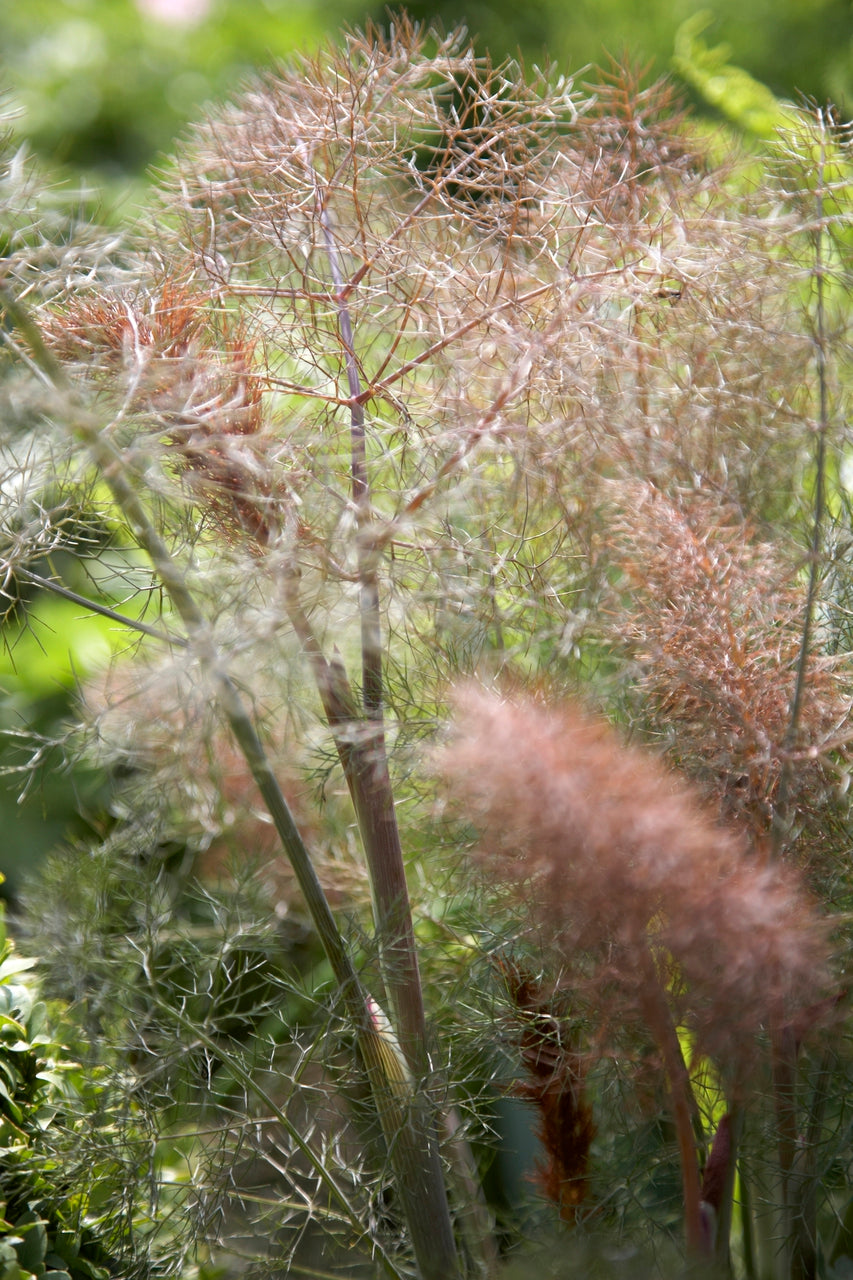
(1, 0, 851, 188)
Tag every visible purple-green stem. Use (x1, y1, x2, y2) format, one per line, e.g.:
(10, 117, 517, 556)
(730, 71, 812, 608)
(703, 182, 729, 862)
(305, 190, 462, 1276)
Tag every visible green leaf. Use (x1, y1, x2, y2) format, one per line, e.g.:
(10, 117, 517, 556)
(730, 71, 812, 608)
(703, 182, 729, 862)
(65, 1260, 107, 1280)
(26, 1005, 48, 1042)
(0, 1116, 27, 1149)
(0, 1016, 30, 1040)
(0, 1242, 26, 1280)
(0, 1093, 24, 1127)
(12, 1215, 46, 1274)
(43, 1255, 70, 1272)
(0, 958, 38, 985)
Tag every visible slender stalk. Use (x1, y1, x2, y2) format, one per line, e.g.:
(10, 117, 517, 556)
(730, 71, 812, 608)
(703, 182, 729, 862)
(3, 286, 461, 1280)
(773, 112, 831, 859)
(10, 567, 188, 648)
(282, 574, 431, 1065)
(318, 197, 383, 720)
(713, 1107, 744, 1268)
(789, 1050, 834, 1280)
(769, 118, 831, 1279)
(739, 1150, 758, 1280)
(313, 184, 431, 1067)
(772, 1018, 799, 1274)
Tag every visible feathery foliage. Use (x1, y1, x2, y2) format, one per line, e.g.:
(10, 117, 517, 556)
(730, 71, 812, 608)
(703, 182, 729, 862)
(1, 24, 852, 1280)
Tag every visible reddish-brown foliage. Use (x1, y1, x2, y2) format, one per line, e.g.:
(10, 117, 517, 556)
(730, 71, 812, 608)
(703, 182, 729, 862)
(611, 483, 850, 846)
(437, 686, 830, 1075)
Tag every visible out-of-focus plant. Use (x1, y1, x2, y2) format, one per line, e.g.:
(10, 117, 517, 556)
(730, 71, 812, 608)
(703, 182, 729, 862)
(0, 0, 361, 184)
(2, 0, 849, 196)
(1, 21, 852, 1280)
(0, 116, 151, 898)
(377, 0, 851, 120)
(0, 906, 127, 1280)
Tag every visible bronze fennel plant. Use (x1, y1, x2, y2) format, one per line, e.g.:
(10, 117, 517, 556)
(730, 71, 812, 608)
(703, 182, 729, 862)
(1, 23, 852, 1280)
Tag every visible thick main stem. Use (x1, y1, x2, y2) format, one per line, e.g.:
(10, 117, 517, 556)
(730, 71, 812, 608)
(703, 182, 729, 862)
(317, 196, 432, 1070)
(299, 196, 460, 1275)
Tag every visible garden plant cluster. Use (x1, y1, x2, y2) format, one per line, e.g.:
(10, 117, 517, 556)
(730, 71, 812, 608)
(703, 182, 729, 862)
(0, 21, 852, 1280)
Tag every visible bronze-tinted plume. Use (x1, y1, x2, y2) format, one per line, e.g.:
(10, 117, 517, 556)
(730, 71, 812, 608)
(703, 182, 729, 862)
(611, 483, 848, 848)
(436, 686, 830, 1074)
